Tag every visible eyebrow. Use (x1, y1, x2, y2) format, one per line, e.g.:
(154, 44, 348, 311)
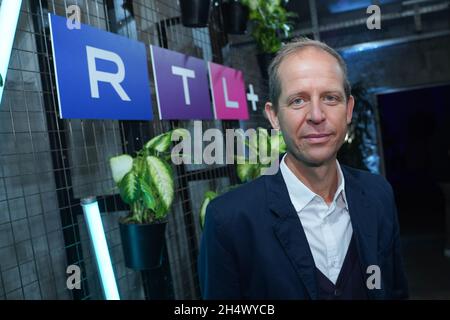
(285, 90, 344, 101)
(322, 91, 345, 98)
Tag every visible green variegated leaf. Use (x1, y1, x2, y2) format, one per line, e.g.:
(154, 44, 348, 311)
(144, 129, 190, 154)
(259, 165, 271, 176)
(144, 132, 171, 153)
(146, 156, 174, 212)
(171, 128, 190, 141)
(258, 128, 271, 164)
(258, 128, 269, 155)
(133, 156, 146, 174)
(237, 162, 259, 183)
(235, 155, 248, 165)
(254, 166, 264, 179)
(199, 191, 218, 230)
(270, 131, 287, 154)
(119, 171, 140, 204)
(140, 177, 156, 211)
(109, 154, 133, 184)
(246, 129, 259, 156)
(154, 200, 166, 220)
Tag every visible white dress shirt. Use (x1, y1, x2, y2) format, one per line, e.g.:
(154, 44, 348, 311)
(280, 155, 353, 284)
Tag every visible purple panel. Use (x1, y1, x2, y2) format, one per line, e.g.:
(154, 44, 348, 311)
(150, 45, 213, 120)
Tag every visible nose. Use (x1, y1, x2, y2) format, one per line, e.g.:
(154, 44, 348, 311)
(307, 98, 326, 124)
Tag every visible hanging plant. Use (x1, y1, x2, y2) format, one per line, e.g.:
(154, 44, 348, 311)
(110, 128, 189, 270)
(221, 0, 249, 34)
(241, 0, 296, 78)
(179, 0, 212, 28)
(242, 0, 296, 54)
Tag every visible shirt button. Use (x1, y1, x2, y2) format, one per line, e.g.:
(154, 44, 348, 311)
(334, 289, 342, 297)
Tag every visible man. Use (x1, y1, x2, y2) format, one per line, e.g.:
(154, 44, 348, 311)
(198, 38, 409, 299)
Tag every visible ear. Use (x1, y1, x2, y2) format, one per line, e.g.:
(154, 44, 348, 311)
(265, 102, 280, 130)
(346, 95, 355, 125)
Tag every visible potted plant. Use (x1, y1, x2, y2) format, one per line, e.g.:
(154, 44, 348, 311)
(179, 0, 212, 28)
(109, 128, 188, 270)
(242, 0, 296, 78)
(221, 0, 249, 34)
(199, 128, 286, 228)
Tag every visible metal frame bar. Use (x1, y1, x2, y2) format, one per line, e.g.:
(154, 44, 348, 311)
(308, 0, 320, 40)
(29, 0, 90, 300)
(230, 1, 450, 49)
(292, 1, 450, 36)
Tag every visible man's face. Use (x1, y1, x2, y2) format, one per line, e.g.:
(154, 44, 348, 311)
(266, 47, 354, 167)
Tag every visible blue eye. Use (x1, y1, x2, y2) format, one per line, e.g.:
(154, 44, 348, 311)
(323, 95, 340, 103)
(291, 98, 305, 107)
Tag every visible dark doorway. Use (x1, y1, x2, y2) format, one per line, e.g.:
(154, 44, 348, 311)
(378, 84, 450, 299)
(378, 84, 450, 236)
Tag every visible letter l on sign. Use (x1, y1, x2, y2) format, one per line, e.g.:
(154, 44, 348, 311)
(222, 77, 238, 108)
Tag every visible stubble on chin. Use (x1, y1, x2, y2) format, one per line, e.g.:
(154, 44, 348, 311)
(286, 136, 342, 168)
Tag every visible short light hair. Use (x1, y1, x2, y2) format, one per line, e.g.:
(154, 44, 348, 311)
(268, 37, 351, 112)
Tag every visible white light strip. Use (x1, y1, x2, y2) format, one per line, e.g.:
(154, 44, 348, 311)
(81, 197, 120, 300)
(338, 30, 450, 55)
(0, 0, 23, 105)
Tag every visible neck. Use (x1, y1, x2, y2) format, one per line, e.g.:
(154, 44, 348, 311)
(285, 153, 339, 205)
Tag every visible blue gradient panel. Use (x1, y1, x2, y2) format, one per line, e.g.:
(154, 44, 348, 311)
(48, 13, 153, 120)
(324, 0, 396, 13)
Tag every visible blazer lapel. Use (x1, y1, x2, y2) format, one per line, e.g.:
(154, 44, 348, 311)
(266, 170, 318, 299)
(342, 166, 383, 299)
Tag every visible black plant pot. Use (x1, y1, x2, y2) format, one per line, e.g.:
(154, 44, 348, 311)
(119, 221, 167, 270)
(257, 52, 276, 79)
(179, 0, 211, 28)
(221, 1, 249, 34)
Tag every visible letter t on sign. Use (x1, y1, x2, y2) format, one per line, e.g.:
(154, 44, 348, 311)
(247, 84, 259, 111)
(150, 45, 213, 120)
(171, 66, 196, 105)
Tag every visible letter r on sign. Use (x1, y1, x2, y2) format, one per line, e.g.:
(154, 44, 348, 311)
(86, 46, 131, 101)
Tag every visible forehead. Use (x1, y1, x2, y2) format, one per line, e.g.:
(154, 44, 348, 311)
(277, 47, 345, 94)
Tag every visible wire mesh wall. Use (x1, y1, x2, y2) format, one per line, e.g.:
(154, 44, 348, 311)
(0, 0, 269, 299)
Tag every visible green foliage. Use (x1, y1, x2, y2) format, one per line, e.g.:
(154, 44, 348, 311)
(109, 129, 189, 224)
(236, 128, 286, 182)
(199, 191, 218, 229)
(199, 128, 286, 229)
(241, 0, 296, 53)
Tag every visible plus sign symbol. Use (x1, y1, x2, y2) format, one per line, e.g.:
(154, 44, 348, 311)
(246, 84, 259, 111)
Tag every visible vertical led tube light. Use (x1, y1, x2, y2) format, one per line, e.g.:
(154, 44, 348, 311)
(0, 0, 23, 105)
(81, 197, 120, 300)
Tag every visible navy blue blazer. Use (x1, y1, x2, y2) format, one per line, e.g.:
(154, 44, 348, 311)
(198, 164, 409, 299)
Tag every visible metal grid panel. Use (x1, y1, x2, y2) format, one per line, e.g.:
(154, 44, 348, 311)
(0, 0, 268, 300)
